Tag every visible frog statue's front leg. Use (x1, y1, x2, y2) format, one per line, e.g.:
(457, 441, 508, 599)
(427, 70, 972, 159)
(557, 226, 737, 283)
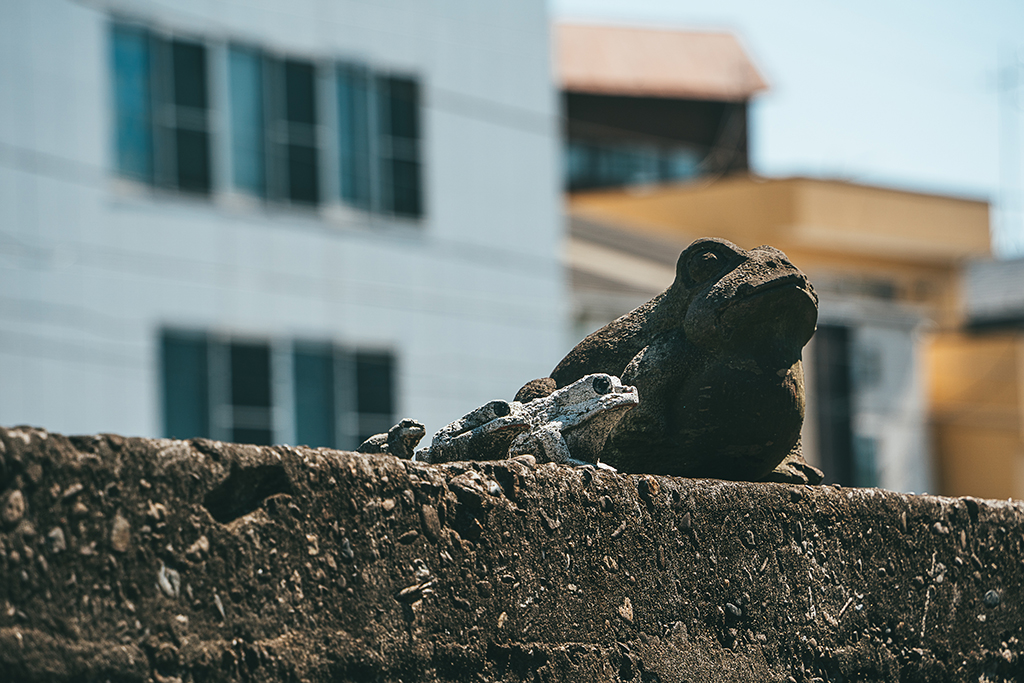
(509, 424, 597, 467)
(509, 425, 567, 464)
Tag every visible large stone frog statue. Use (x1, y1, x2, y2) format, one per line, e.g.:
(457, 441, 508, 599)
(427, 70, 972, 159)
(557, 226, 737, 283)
(521, 237, 824, 484)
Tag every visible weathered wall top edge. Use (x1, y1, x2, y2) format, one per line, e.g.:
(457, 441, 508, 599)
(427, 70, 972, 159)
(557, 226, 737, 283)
(2, 426, 1022, 682)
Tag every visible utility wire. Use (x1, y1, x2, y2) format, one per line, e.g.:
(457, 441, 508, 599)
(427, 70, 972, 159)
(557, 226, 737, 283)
(997, 49, 1023, 256)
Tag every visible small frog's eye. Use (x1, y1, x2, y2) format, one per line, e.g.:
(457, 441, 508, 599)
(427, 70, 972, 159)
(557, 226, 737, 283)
(486, 400, 511, 417)
(687, 249, 722, 283)
(592, 376, 612, 395)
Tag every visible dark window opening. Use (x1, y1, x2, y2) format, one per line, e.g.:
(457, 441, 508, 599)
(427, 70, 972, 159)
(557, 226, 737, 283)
(563, 92, 748, 191)
(279, 58, 319, 204)
(355, 351, 395, 443)
(169, 40, 210, 193)
(378, 76, 422, 217)
(813, 325, 854, 485)
(285, 60, 316, 124)
(356, 352, 393, 415)
(230, 342, 272, 407)
(287, 143, 319, 204)
(172, 40, 207, 109)
(175, 128, 210, 192)
(229, 342, 273, 445)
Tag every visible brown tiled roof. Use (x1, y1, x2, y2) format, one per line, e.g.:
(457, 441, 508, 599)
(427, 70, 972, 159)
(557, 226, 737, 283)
(556, 23, 768, 102)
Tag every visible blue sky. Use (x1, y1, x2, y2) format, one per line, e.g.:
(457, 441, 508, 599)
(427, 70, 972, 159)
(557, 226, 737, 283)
(553, 0, 1024, 255)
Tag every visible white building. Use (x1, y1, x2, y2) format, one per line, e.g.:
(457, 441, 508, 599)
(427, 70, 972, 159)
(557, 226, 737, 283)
(0, 0, 566, 447)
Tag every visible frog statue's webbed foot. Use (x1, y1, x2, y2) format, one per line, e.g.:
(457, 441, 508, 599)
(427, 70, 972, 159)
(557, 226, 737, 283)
(765, 444, 827, 485)
(760, 439, 824, 485)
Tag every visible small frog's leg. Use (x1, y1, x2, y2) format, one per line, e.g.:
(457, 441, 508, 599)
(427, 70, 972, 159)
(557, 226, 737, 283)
(510, 426, 572, 464)
(538, 427, 573, 464)
(761, 439, 824, 485)
(356, 433, 389, 454)
(426, 401, 525, 464)
(565, 457, 595, 468)
(570, 459, 618, 471)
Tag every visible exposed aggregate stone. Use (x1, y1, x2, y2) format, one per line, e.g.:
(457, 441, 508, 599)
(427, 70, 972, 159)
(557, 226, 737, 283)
(0, 425, 1022, 682)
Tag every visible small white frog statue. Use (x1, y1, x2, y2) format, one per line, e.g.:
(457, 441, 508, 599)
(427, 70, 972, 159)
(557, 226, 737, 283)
(419, 374, 638, 466)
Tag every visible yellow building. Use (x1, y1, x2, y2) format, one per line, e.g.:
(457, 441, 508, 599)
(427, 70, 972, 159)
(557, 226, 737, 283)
(569, 175, 988, 327)
(927, 333, 1024, 498)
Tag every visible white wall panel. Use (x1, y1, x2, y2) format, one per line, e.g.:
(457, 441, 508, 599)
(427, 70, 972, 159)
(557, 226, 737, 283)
(0, 0, 565, 441)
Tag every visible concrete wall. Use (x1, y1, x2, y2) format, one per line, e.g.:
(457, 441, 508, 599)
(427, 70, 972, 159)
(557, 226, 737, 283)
(2, 426, 1022, 682)
(0, 0, 566, 441)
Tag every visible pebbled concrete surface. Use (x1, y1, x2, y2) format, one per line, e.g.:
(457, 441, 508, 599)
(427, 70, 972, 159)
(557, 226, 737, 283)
(0, 425, 1022, 682)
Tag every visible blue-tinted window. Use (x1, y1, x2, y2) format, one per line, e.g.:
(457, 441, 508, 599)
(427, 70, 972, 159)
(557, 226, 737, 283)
(852, 436, 879, 488)
(112, 25, 153, 182)
(229, 47, 265, 196)
(114, 22, 424, 217)
(661, 148, 700, 180)
(161, 331, 209, 439)
(565, 139, 701, 191)
(294, 344, 335, 448)
(337, 65, 372, 209)
(161, 331, 394, 449)
(112, 25, 210, 193)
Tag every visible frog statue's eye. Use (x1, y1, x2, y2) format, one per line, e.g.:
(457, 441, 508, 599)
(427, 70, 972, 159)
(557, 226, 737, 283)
(687, 249, 722, 284)
(592, 376, 612, 395)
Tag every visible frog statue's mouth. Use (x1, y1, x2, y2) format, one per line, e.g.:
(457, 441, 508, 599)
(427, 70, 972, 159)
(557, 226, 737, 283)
(716, 272, 818, 352)
(682, 261, 819, 357)
(732, 273, 809, 301)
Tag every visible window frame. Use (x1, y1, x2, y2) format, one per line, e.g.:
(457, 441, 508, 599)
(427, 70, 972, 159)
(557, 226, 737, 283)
(111, 19, 426, 221)
(160, 329, 397, 449)
(335, 65, 424, 219)
(111, 20, 213, 195)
